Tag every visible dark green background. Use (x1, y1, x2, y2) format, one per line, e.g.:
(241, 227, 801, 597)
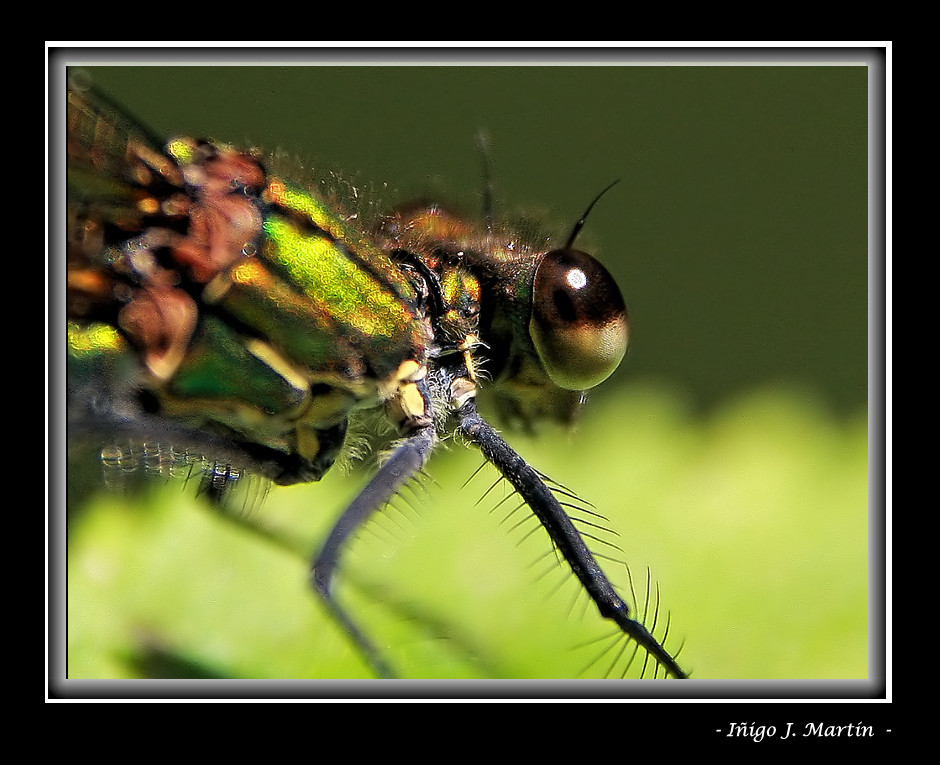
(61, 57, 874, 686)
(72, 62, 869, 416)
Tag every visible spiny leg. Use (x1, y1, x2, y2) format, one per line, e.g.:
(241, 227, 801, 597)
(456, 398, 687, 680)
(311, 426, 435, 678)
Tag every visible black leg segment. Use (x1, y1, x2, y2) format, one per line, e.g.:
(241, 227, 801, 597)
(456, 399, 687, 679)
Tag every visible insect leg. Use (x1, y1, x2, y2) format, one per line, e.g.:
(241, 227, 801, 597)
(456, 398, 687, 679)
(311, 425, 435, 678)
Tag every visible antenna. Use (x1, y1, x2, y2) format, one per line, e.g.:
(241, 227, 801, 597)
(475, 131, 495, 234)
(565, 179, 620, 249)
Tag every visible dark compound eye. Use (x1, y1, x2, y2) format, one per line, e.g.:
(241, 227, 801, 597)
(528, 248, 628, 390)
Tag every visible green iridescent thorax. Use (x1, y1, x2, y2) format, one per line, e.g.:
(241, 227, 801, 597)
(165, 174, 431, 442)
(256, 178, 427, 379)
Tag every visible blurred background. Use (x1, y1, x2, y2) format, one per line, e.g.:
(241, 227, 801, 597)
(59, 54, 875, 685)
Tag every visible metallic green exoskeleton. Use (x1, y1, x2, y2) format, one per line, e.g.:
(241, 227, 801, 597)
(66, 73, 685, 679)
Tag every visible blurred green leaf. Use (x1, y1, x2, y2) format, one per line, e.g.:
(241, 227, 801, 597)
(67, 385, 868, 680)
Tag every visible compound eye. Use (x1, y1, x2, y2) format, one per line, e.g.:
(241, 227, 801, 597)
(529, 248, 628, 390)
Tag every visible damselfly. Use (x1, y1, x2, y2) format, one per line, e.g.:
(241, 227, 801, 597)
(65, 71, 687, 680)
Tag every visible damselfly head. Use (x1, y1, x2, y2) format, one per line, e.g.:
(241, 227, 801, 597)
(375, 183, 628, 430)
